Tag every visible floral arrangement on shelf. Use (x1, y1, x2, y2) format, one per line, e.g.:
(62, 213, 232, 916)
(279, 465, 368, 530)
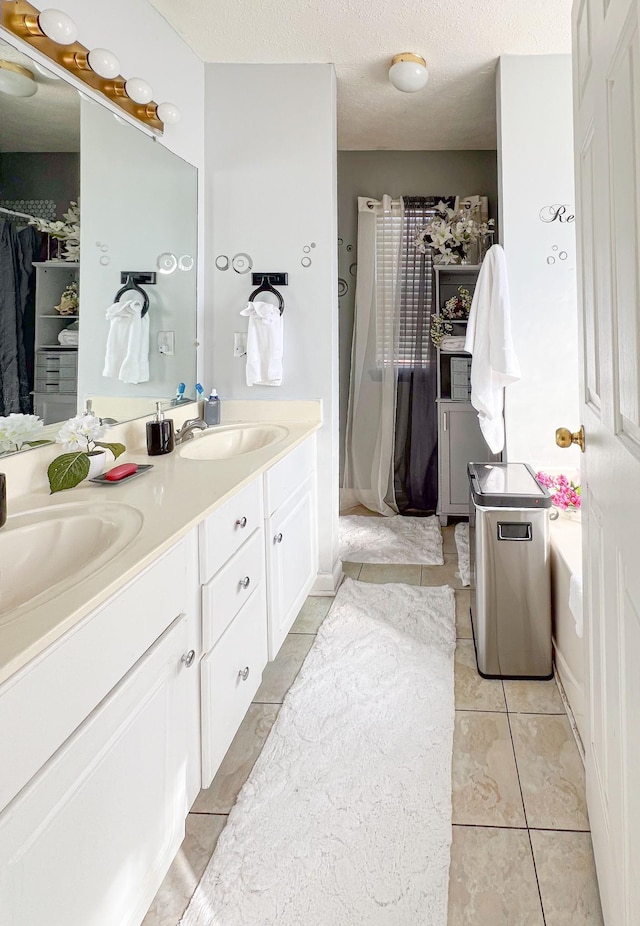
(430, 285, 472, 348)
(30, 201, 80, 262)
(0, 414, 47, 454)
(54, 281, 79, 316)
(414, 200, 494, 264)
(47, 414, 125, 494)
(536, 471, 582, 511)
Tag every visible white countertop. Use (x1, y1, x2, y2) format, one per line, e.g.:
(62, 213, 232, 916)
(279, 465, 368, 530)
(0, 408, 321, 686)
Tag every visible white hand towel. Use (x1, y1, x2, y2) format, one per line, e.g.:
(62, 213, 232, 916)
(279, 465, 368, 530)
(464, 244, 520, 453)
(102, 298, 150, 385)
(240, 300, 284, 386)
(569, 573, 583, 639)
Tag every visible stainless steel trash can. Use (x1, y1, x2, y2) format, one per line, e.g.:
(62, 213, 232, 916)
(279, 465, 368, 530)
(468, 462, 553, 680)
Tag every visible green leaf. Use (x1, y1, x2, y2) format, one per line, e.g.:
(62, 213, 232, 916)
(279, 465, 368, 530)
(94, 441, 126, 460)
(48, 452, 90, 494)
(24, 440, 51, 448)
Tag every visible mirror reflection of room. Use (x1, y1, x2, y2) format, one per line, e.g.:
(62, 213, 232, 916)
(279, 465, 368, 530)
(0, 35, 198, 450)
(0, 38, 80, 426)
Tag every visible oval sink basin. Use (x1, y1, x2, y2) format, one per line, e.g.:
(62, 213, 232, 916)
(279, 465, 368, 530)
(178, 424, 289, 461)
(0, 501, 143, 622)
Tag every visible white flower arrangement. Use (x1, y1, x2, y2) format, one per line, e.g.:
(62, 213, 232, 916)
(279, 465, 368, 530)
(0, 413, 46, 453)
(30, 201, 80, 262)
(414, 201, 494, 264)
(48, 413, 125, 493)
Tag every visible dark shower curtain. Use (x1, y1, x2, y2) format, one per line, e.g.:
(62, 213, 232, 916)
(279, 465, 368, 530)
(0, 217, 40, 416)
(394, 196, 454, 514)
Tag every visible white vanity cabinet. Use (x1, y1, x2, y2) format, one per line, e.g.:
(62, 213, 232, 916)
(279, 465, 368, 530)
(264, 436, 318, 659)
(199, 476, 269, 786)
(0, 536, 199, 926)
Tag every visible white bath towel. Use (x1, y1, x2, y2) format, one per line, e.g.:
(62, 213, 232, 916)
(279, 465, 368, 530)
(569, 573, 583, 639)
(102, 298, 150, 384)
(58, 321, 79, 346)
(440, 336, 467, 353)
(464, 245, 520, 453)
(240, 300, 284, 386)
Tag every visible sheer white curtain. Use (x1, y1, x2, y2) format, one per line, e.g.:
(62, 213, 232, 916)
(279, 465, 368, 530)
(342, 195, 403, 515)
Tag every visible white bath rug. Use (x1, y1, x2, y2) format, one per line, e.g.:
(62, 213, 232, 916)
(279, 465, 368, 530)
(182, 578, 456, 926)
(455, 522, 470, 586)
(339, 514, 444, 565)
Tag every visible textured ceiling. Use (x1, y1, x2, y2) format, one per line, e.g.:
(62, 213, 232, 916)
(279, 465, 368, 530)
(0, 40, 79, 152)
(147, 0, 572, 150)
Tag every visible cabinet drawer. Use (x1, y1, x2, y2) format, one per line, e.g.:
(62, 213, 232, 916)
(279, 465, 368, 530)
(199, 476, 263, 583)
(264, 435, 315, 517)
(0, 540, 188, 813)
(201, 527, 265, 652)
(201, 588, 268, 785)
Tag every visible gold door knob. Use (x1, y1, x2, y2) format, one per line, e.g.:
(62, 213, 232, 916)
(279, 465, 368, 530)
(556, 425, 585, 453)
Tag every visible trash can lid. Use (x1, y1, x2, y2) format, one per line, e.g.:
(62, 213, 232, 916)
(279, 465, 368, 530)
(468, 462, 552, 508)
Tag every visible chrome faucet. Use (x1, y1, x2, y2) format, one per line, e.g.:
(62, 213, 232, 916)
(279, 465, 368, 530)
(175, 418, 208, 444)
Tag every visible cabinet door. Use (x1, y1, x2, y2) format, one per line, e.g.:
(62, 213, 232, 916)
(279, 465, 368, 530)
(439, 403, 492, 516)
(0, 617, 190, 926)
(266, 474, 318, 659)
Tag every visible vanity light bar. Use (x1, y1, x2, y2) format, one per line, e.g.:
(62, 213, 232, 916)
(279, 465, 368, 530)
(0, 0, 172, 132)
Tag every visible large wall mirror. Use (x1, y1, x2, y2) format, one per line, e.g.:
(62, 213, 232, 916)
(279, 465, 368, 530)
(0, 35, 197, 455)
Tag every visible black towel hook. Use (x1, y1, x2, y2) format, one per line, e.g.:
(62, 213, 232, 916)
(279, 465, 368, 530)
(249, 273, 285, 315)
(114, 271, 157, 318)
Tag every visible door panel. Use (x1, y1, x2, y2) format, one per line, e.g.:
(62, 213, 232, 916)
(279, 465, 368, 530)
(573, 0, 640, 921)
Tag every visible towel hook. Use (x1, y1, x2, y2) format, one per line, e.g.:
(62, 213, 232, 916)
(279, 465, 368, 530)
(249, 273, 285, 315)
(114, 270, 157, 318)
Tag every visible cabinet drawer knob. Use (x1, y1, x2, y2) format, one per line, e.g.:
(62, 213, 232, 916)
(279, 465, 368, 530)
(238, 666, 250, 681)
(235, 516, 248, 528)
(274, 532, 283, 544)
(181, 649, 196, 668)
(240, 576, 251, 589)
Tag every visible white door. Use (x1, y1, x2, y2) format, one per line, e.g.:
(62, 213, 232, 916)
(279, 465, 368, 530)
(573, 0, 640, 922)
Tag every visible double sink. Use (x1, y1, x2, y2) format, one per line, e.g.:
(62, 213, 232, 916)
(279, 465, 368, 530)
(1, 424, 289, 619)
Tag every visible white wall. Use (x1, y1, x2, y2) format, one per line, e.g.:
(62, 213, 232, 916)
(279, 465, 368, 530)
(498, 55, 580, 471)
(205, 64, 340, 592)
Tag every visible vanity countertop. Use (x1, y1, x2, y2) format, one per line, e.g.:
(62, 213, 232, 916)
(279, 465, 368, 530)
(0, 409, 321, 685)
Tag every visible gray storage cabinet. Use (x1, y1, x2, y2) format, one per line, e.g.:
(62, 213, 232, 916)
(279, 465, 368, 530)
(468, 462, 553, 680)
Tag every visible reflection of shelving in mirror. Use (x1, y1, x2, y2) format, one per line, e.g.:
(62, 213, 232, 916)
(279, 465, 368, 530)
(33, 262, 79, 424)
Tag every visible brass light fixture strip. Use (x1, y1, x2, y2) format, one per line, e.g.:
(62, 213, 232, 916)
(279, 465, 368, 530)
(0, 57, 33, 79)
(0, 0, 164, 131)
(391, 52, 427, 68)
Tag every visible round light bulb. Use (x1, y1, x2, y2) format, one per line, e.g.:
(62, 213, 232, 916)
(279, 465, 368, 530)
(87, 48, 120, 79)
(37, 9, 78, 45)
(0, 61, 37, 97)
(157, 101, 181, 125)
(388, 54, 429, 93)
(125, 77, 153, 105)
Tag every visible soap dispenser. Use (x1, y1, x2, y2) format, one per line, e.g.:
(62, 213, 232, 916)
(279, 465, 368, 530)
(146, 402, 175, 456)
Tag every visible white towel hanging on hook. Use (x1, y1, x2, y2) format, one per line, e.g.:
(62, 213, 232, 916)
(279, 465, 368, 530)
(240, 300, 284, 386)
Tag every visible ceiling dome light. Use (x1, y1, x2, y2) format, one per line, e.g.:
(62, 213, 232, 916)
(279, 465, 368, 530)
(0, 61, 37, 97)
(87, 48, 120, 80)
(388, 53, 429, 93)
(125, 77, 153, 105)
(156, 101, 181, 125)
(36, 9, 78, 45)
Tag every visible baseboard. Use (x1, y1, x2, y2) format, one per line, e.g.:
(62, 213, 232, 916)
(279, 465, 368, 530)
(311, 559, 342, 596)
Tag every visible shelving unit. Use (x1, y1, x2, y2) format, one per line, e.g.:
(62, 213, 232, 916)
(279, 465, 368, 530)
(434, 264, 496, 524)
(32, 261, 79, 424)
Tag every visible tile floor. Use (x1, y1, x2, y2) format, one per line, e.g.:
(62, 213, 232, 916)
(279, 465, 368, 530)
(142, 525, 604, 926)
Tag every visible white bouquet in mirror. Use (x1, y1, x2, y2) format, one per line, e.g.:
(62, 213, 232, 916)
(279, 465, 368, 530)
(0, 413, 46, 453)
(30, 201, 80, 262)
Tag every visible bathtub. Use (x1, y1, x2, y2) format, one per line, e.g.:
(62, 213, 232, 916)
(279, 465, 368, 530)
(550, 516, 585, 745)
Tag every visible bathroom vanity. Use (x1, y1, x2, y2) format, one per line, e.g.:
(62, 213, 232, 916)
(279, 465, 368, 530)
(0, 405, 321, 926)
